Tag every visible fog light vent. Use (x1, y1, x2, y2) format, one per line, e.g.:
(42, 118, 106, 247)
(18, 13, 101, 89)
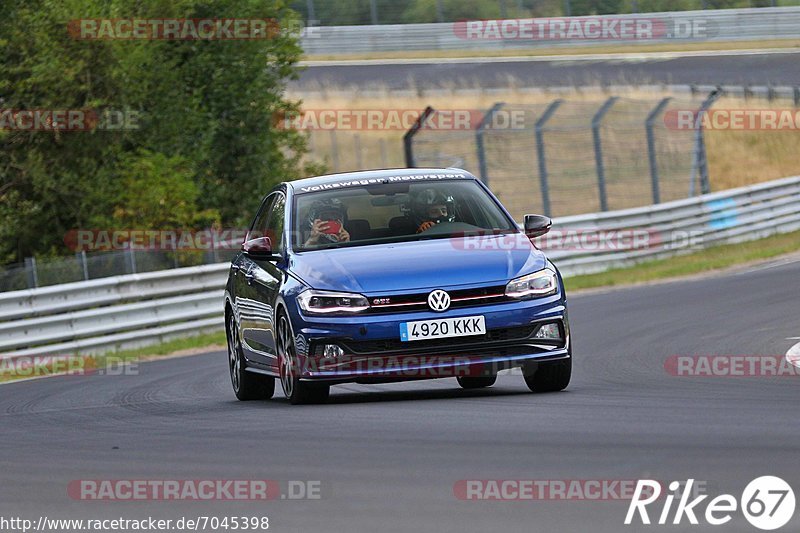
(534, 322, 562, 340)
(323, 344, 344, 358)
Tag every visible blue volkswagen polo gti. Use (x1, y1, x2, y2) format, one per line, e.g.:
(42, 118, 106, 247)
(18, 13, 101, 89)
(224, 168, 571, 404)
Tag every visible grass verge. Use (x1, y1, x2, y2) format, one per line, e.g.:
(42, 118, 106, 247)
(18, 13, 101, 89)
(0, 330, 226, 384)
(564, 230, 800, 292)
(303, 39, 800, 62)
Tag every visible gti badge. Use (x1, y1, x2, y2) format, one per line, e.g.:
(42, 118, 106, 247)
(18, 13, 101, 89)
(427, 290, 451, 312)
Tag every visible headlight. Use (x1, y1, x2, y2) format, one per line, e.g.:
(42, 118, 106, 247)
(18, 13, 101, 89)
(505, 269, 558, 299)
(297, 289, 370, 315)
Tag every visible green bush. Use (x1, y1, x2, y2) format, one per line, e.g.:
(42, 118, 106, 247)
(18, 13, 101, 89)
(0, 0, 314, 263)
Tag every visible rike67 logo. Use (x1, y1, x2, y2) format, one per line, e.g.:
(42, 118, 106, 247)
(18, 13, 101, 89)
(626, 477, 795, 530)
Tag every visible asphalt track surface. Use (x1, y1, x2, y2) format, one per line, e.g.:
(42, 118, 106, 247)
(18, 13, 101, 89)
(294, 51, 800, 90)
(2, 256, 799, 532)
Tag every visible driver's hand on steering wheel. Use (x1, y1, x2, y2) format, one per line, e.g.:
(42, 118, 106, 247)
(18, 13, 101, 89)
(416, 221, 436, 234)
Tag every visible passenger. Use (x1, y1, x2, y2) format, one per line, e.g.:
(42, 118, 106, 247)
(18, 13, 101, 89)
(304, 198, 351, 247)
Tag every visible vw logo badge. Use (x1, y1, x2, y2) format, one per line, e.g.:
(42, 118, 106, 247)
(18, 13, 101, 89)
(427, 289, 451, 312)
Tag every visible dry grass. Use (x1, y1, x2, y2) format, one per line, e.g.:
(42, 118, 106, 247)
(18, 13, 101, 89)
(704, 106, 800, 191)
(290, 86, 800, 216)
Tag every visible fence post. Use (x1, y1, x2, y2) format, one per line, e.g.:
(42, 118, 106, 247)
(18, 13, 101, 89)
(79, 250, 90, 280)
(127, 246, 137, 274)
(211, 234, 220, 264)
(308, 130, 316, 153)
(404, 106, 435, 168)
(24, 256, 38, 289)
(535, 99, 563, 217)
(690, 88, 723, 196)
(379, 138, 388, 168)
(435, 0, 444, 22)
(306, 0, 316, 21)
(369, 0, 378, 24)
(475, 102, 505, 186)
(354, 133, 363, 169)
(329, 130, 339, 172)
(592, 96, 618, 212)
(794, 86, 800, 107)
(645, 97, 672, 205)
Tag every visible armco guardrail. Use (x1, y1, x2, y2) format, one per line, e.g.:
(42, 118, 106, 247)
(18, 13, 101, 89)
(2, 175, 799, 359)
(0, 264, 228, 358)
(301, 7, 800, 55)
(550, 175, 800, 277)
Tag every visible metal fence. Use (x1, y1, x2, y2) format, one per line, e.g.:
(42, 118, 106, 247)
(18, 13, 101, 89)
(0, 264, 227, 358)
(2, 174, 799, 359)
(292, 1, 800, 27)
(0, 246, 238, 293)
(551, 174, 800, 276)
(404, 91, 719, 219)
(289, 83, 800, 221)
(299, 6, 800, 54)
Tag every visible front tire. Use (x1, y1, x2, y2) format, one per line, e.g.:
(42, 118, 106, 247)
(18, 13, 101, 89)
(227, 312, 275, 401)
(523, 357, 571, 393)
(277, 313, 330, 405)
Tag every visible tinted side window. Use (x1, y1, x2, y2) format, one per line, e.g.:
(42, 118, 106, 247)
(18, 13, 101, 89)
(249, 194, 276, 241)
(265, 194, 286, 251)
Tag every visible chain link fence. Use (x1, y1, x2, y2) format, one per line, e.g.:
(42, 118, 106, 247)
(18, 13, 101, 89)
(0, 247, 239, 293)
(405, 93, 715, 219)
(297, 85, 800, 220)
(290, 0, 800, 26)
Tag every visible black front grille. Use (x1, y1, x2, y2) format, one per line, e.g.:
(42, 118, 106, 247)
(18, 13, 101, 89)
(339, 325, 537, 355)
(367, 285, 510, 313)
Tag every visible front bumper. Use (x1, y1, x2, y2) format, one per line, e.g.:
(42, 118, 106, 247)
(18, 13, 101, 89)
(288, 294, 570, 383)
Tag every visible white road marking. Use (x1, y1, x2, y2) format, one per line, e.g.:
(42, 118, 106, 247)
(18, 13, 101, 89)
(301, 47, 800, 67)
(786, 341, 800, 369)
(735, 255, 800, 275)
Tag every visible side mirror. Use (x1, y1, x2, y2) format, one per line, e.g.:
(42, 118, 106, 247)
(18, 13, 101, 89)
(242, 236, 277, 261)
(524, 215, 552, 238)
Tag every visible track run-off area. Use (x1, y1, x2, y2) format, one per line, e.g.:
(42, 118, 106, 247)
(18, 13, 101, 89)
(1, 255, 799, 532)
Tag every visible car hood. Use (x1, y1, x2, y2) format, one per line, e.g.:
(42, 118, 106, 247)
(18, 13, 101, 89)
(289, 235, 547, 293)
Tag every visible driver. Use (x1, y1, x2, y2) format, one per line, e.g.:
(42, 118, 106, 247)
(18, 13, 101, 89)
(411, 188, 456, 233)
(304, 198, 351, 247)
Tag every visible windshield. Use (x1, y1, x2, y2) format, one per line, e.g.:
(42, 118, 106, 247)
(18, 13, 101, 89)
(292, 180, 518, 251)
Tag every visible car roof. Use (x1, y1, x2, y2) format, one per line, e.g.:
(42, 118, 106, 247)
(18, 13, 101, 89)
(285, 168, 477, 193)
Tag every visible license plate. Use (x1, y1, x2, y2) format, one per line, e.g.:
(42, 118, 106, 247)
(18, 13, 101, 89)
(399, 316, 486, 342)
